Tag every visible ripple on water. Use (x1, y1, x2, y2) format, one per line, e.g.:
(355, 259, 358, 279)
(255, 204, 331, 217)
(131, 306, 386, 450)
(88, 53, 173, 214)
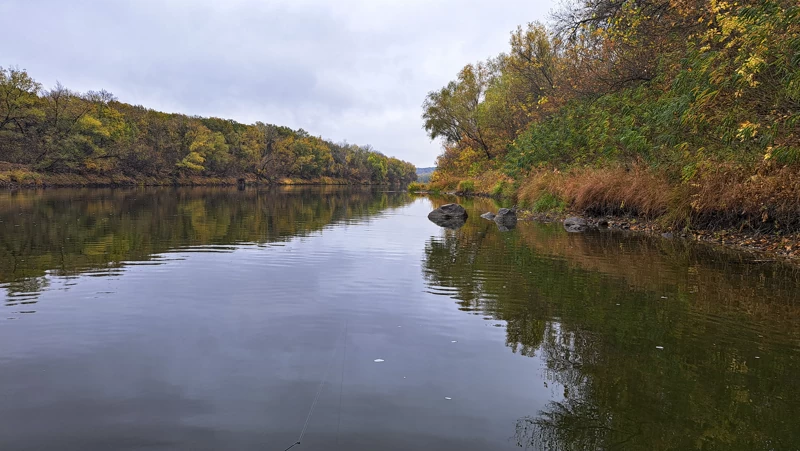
(2, 188, 800, 450)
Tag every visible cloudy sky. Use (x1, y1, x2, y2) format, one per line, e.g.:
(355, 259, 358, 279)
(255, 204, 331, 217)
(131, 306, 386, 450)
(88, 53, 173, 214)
(1, 0, 556, 167)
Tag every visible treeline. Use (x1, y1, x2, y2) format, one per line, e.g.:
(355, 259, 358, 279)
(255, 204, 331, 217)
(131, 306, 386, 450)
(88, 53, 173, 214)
(0, 68, 417, 185)
(424, 0, 800, 230)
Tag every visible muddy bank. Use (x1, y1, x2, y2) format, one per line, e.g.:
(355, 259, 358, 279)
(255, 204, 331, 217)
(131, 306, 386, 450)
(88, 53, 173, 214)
(417, 189, 800, 264)
(517, 209, 800, 263)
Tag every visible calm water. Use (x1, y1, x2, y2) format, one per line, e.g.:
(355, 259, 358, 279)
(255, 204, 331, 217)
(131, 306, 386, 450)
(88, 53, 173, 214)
(1, 187, 799, 451)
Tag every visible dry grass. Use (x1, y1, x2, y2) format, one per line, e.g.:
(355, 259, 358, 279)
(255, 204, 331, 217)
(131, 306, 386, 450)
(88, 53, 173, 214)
(426, 169, 514, 196)
(687, 164, 800, 231)
(519, 166, 672, 218)
(560, 166, 672, 218)
(517, 163, 800, 232)
(427, 173, 461, 192)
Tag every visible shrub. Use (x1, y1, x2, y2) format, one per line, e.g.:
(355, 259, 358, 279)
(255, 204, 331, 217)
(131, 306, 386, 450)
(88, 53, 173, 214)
(457, 180, 475, 193)
(491, 180, 516, 198)
(531, 192, 567, 213)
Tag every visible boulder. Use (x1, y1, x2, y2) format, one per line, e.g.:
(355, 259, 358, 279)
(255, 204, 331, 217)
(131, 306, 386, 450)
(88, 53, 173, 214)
(480, 212, 496, 220)
(495, 222, 516, 232)
(494, 207, 517, 230)
(563, 216, 591, 233)
(494, 207, 517, 222)
(428, 203, 468, 229)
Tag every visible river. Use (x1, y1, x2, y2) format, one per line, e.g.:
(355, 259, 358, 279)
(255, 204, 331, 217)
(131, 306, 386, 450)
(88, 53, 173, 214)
(1, 187, 798, 450)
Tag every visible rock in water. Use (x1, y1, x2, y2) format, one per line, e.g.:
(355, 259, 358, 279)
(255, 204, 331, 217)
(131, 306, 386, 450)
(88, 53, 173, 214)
(428, 203, 468, 229)
(493, 207, 517, 231)
(480, 212, 496, 220)
(563, 216, 591, 233)
(494, 208, 517, 222)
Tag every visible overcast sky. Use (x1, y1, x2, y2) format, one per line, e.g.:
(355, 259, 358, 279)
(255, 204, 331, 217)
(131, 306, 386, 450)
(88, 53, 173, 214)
(1, 0, 556, 167)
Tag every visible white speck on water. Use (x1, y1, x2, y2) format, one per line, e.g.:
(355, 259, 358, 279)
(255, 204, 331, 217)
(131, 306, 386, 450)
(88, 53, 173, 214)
(397, 326, 402, 328)
(374, 359, 385, 363)
(656, 346, 664, 350)
(616, 303, 620, 306)
(451, 340, 458, 343)
(444, 397, 452, 400)
(755, 356, 760, 359)
(660, 296, 668, 299)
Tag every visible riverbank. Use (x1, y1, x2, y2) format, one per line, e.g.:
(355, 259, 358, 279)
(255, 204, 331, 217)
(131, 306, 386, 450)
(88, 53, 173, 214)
(515, 209, 800, 263)
(0, 166, 385, 189)
(414, 168, 800, 264)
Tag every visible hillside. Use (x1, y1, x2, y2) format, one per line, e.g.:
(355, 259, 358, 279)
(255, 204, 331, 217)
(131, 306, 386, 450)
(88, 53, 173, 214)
(0, 68, 417, 187)
(416, 166, 436, 182)
(422, 0, 799, 234)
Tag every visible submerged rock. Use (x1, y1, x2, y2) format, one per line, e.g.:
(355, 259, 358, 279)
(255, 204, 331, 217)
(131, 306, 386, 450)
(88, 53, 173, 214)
(564, 216, 591, 233)
(494, 207, 517, 231)
(480, 212, 496, 221)
(495, 222, 516, 232)
(428, 203, 468, 229)
(494, 207, 517, 223)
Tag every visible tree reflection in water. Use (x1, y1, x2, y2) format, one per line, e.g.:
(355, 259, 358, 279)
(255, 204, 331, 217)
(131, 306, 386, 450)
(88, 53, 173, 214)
(0, 186, 414, 305)
(423, 196, 800, 450)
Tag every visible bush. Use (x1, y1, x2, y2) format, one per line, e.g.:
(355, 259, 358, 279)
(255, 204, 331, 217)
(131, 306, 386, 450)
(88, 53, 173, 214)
(407, 182, 426, 193)
(457, 180, 475, 193)
(531, 192, 567, 213)
(491, 180, 516, 198)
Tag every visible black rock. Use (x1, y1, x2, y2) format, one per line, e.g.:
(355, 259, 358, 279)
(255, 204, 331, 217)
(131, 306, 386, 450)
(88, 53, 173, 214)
(428, 204, 469, 229)
(494, 207, 517, 230)
(495, 222, 516, 232)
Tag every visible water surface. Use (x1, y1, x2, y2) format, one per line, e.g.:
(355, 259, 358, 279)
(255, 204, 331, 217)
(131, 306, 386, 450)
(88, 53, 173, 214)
(1, 187, 799, 450)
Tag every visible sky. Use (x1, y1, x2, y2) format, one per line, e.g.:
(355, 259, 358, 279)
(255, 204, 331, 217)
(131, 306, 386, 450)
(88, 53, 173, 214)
(0, 0, 556, 167)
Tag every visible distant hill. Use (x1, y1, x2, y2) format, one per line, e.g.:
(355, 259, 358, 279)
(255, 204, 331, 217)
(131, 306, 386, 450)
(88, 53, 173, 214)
(416, 167, 435, 183)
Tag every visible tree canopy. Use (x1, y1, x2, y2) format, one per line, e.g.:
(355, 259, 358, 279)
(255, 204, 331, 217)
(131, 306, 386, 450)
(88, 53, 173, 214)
(423, 1, 799, 180)
(0, 67, 417, 185)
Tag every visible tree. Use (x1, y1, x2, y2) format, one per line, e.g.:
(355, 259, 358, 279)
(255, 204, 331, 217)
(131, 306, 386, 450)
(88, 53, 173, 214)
(423, 63, 496, 159)
(0, 67, 43, 161)
(178, 123, 230, 173)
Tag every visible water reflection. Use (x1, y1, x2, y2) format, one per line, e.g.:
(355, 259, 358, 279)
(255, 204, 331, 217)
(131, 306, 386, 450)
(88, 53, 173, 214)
(0, 186, 413, 306)
(3, 190, 800, 449)
(422, 196, 800, 450)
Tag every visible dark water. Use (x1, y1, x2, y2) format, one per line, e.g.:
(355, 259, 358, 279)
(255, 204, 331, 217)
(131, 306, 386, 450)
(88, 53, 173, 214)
(1, 187, 799, 451)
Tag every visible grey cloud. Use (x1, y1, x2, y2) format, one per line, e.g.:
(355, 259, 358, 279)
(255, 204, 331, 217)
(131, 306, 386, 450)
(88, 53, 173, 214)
(1, 0, 555, 166)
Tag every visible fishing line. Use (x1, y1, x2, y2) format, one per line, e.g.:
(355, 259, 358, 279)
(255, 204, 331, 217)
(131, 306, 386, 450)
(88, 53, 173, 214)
(278, 322, 347, 451)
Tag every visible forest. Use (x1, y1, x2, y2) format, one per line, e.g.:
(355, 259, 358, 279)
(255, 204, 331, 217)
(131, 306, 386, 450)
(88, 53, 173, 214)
(423, 0, 800, 231)
(0, 68, 417, 186)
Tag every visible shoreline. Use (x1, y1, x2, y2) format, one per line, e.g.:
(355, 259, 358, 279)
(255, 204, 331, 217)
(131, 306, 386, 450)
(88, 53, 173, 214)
(0, 172, 395, 189)
(419, 190, 800, 265)
(518, 210, 800, 264)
